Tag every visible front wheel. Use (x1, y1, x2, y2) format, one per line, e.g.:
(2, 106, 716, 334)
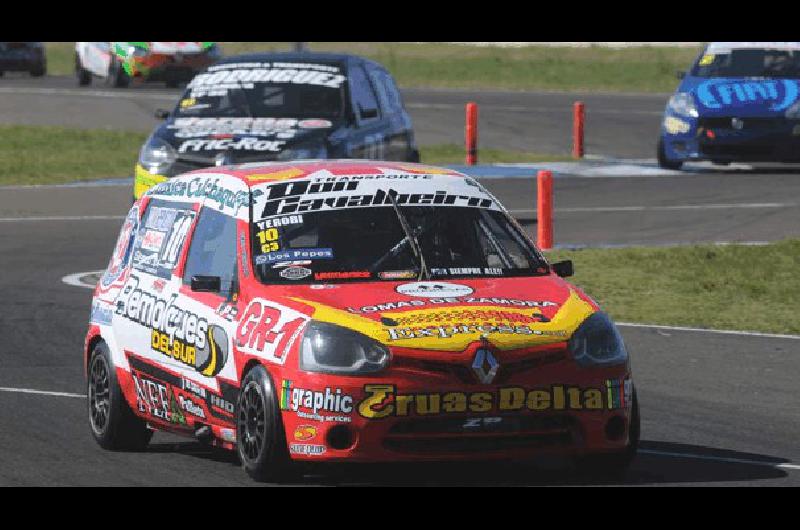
(108, 57, 130, 88)
(657, 138, 683, 170)
(236, 365, 294, 482)
(87, 342, 153, 450)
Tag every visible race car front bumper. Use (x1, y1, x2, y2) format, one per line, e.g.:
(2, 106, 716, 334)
(279, 353, 634, 463)
(662, 114, 800, 163)
(125, 52, 216, 83)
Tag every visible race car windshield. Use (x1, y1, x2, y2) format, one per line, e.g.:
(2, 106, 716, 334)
(691, 49, 800, 78)
(175, 64, 346, 119)
(252, 206, 549, 284)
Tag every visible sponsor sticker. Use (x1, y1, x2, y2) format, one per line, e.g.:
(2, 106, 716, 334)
(279, 266, 312, 280)
(396, 282, 474, 298)
(290, 443, 327, 455)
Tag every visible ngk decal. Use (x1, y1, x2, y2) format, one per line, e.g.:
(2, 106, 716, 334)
(235, 299, 308, 364)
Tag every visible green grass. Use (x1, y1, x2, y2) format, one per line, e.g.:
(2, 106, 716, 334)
(546, 241, 800, 335)
(45, 42, 702, 93)
(0, 125, 146, 186)
(420, 144, 571, 165)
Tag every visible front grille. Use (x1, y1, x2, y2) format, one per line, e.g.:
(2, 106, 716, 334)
(172, 151, 281, 176)
(698, 117, 797, 130)
(383, 414, 578, 455)
(392, 349, 566, 384)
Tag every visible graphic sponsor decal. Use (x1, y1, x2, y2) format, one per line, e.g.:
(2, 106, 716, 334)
(696, 79, 799, 111)
(234, 299, 307, 364)
(257, 179, 496, 217)
(90, 300, 113, 325)
(147, 176, 249, 217)
(178, 138, 286, 153)
(170, 117, 305, 138)
(133, 206, 196, 279)
(115, 275, 228, 377)
(279, 266, 312, 280)
(313, 271, 370, 280)
(289, 443, 327, 455)
(188, 62, 346, 96)
(280, 380, 353, 423)
(257, 248, 333, 265)
(378, 270, 418, 280)
(357, 379, 631, 419)
(100, 206, 139, 289)
(430, 267, 503, 277)
(132, 371, 187, 426)
(396, 282, 474, 298)
(386, 308, 551, 326)
(257, 214, 304, 229)
(347, 298, 558, 314)
(298, 119, 333, 129)
(386, 324, 566, 341)
(294, 425, 317, 441)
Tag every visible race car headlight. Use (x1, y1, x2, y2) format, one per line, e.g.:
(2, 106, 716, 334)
(785, 100, 800, 119)
(568, 312, 628, 368)
(139, 137, 176, 174)
(300, 321, 390, 375)
(128, 46, 147, 58)
(277, 145, 328, 161)
(667, 93, 699, 118)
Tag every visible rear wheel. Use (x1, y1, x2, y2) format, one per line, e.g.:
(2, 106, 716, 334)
(75, 53, 91, 86)
(574, 386, 640, 479)
(657, 138, 683, 170)
(30, 63, 46, 77)
(236, 365, 294, 482)
(87, 341, 153, 450)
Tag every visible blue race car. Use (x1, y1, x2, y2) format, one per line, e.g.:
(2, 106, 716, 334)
(658, 42, 800, 169)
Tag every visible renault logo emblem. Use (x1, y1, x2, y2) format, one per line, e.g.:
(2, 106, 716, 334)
(472, 348, 499, 384)
(214, 153, 227, 167)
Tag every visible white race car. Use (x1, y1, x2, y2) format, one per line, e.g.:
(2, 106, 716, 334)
(75, 42, 221, 88)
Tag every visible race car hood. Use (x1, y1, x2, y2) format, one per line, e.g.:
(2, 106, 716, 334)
(266, 276, 599, 352)
(157, 117, 337, 163)
(679, 76, 800, 117)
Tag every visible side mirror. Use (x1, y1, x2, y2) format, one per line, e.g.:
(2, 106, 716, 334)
(676, 70, 686, 80)
(154, 108, 170, 120)
(191, 275, 221, 293)
(360, 108, 379, 120)
(551, 260, 574, 278)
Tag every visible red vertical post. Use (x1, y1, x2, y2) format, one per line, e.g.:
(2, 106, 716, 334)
(466, 102, 478, 165)
(537, 170, 553, 250)
(572, 101, 585, 159)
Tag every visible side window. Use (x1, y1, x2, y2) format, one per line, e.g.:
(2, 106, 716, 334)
(349, 64, 380, 123)
(182, 208, 238, 296)
(131, 199, 197, 280)
(369, 68, 404, 115)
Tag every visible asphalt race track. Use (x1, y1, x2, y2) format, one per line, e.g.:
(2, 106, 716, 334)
(1, 74, 799, 486)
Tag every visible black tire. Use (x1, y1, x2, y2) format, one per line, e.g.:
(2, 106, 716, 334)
(87, 341, 153, 451)
(75, 53, 91, 86)
(30, 63, 46, 77)
(165, 79, 180, 89)
(574, 386, 640, 479)
(657, 138, 683, 170)
(109, 57, 130, 88)
(236, 364, 294, 482)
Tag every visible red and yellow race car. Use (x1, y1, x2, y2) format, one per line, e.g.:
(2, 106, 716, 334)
(85, 160, 639, 482)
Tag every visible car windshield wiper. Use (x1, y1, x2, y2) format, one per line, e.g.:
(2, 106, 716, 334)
(387, 189, 429, 281)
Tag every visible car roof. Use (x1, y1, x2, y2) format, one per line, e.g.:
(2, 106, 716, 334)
(214, 52, 367, 68)
(187, 160, 467, 187)
(706, 42, 800, 53)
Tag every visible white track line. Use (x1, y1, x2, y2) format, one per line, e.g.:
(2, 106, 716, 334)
(638, 449, 800, 471)
(0, 387, 86, 399)
(617, 322, 800, 340)
(0, 215, 125, 222)
(61, 271, 101, 290)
